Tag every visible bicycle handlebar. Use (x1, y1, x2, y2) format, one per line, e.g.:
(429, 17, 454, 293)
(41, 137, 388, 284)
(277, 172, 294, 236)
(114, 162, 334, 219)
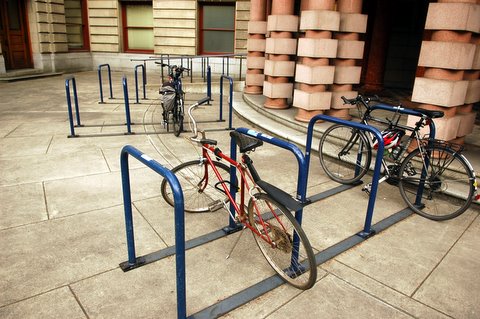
(341, 94, 380, 106)
(187, 97, 212, 140)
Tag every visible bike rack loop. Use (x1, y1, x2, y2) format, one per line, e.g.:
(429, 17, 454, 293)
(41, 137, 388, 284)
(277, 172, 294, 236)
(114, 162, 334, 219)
(119, 145, 187, 319)
(305, 114, 384, 237)
(98, 64, 114, 104)
(220, 75, 234, 129)
(134, 64, 147, 104)
(122, 76, 133, 134)
(65, 75, 82, 138)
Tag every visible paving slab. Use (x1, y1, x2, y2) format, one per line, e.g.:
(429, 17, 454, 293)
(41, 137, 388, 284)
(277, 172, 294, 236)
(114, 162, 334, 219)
(0, 136, 52, 157)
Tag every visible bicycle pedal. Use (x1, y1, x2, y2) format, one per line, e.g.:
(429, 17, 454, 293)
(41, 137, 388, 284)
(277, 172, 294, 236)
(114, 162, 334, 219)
(362, 184, 372, 195)
(208, 200, 224, 212)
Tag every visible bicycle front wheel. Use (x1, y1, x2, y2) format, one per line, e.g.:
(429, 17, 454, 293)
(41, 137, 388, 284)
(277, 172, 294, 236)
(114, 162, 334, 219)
(248, 193, 317, 290)
(398, 145, 475, 220)
(319, 124, 371, 184)
(161, 160, 232, 213)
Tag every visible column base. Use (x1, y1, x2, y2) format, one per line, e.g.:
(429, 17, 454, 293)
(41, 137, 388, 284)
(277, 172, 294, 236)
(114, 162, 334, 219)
(326, 108, 351, 120)
(294, 108, 324, 122)
(264, 97, 289, 109)
(244, 86, 264, 95)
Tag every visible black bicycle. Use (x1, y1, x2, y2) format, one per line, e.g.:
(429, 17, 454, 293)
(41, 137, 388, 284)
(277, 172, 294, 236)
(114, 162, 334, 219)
(158, 63, 189, 137)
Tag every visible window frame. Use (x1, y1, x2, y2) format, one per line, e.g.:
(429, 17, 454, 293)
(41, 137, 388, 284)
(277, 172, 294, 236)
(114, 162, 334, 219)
(198, 2, 236, 55)
(65, 0, 90, 52)
(121, 2, 154, 54)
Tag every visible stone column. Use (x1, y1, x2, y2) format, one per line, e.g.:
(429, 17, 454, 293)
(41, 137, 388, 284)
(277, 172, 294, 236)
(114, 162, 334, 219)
(245, 0, 267, 94)
(292, 0, 338, 122)
(409, 1, 479, 142)
(263, 0, 298, 109)
(329, 0, 367, 120)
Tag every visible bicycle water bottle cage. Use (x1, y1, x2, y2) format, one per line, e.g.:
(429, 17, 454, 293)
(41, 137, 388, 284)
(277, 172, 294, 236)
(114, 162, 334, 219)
(230, 131, 263, 153)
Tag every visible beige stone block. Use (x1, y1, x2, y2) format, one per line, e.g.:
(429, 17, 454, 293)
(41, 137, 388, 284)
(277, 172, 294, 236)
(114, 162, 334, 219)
(153, 9, 195, 19)
(267, 15, 298, 32)
(264, 60, 295, 76)
(246, 56, 265, 69)
(418, 41, 475, 70)
(334, 66, 362, 84)
(299, 10, 340, 31)
(247, 38, 266, 52)
(293, 89, 332, 110)
(295, 64, 335, 84)
(154, 28, 195, 38)
(265, 38, 297, 55)
(339, 13, 368, 33)
(154, 37, 195, 47)
(248, 21, 267, 34)
(337, 40, 365, 59)
(425, 3, 480, 33)
(473, 44, 480, 70)
(156, 19, 195, 29)
(246, 73, 265, 86)
(88, 0, 118, 9)
(263, 81, 294, 99)
(331, 91, 358, 109)
(465, 79, 480, 104)
(456, 112, 476, 137)
(297, 38, 338, 58)
(155, 1, 195, 10)
(412, 77, 468, 107)
(89, 17, 118, 27)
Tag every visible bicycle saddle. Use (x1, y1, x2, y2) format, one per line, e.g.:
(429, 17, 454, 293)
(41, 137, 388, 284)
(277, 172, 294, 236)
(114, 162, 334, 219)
(230, 131, 263, 153)
(415, 109, 444, 119)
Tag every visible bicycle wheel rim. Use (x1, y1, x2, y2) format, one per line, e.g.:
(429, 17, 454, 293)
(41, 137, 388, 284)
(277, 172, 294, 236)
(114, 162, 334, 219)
(398, 146, 475, 220)
(161, 160, 232, 213)
(319, 125, 371, 184)
(248, 194, 317, 290)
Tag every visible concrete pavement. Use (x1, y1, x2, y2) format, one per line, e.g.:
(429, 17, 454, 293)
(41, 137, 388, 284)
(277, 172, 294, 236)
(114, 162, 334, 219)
(0, 71, 479, 318)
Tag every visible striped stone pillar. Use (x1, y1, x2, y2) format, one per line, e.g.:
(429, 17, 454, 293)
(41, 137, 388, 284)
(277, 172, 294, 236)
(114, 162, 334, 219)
(263, 0, 298, 109)
(293, 0, 338, 122)
(245, 0, 267, 95)
(409, 1, 479, 142)
(329, 0, 367, 120)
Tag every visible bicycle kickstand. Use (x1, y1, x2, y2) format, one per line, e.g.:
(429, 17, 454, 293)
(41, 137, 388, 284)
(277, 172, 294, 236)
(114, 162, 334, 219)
(226, 226, 246, 259)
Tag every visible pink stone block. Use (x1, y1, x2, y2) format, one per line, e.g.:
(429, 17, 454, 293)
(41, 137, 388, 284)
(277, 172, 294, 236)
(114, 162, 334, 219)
(293, 89, 332, 111)
(339, 13, 368, 33)
(334, 66, 362, 84)
(265, 38, 297, 55)
(246, 56, 266, 69)
(456, 112, 476, 137)
(406, 114, 461, 141)
(412, 77, 468, 107)
(473, 44, 480, 69)
(418, 41, 476, 69)
(247, 38, 266, 52)
(331, 91, 358, 109)
(267, 15, 299, 32)
(425, 3, 480, 33)
(299, 10, 340, 31)
(248, 21, 268, 35)
(297, 38, 338, 58)
(263, 81, 294, 99)
(465, 79, 480, 104)
(246, 73, 265, 86)
(294, 64, 335, 84)
(264, 60, 295, 76)
(336, 40, 365, 59)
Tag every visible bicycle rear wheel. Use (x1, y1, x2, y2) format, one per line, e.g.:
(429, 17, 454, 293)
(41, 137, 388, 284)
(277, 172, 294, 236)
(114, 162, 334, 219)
(319, 124, 371, 184)
(398, 145, 475, 220)
(161, 160, 232, 213)
(248, 193, 317, 290)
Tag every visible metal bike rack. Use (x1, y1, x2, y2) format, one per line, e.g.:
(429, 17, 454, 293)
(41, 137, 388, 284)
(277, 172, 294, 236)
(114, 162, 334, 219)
(134, 64, 147, 104)
(220, 75, 234, 130)
(118, 145, 187, 319)
(65, 75, 82, 137)
(98, 64, 114, 104)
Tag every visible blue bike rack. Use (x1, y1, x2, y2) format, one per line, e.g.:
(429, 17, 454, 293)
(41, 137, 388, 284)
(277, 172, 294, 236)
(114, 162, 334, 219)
(122, 76, 133, 134)
(220, 75, 234, 129)
(119, 145, 187, 319)
(134, 64, 147, 104)
(98, 64, 114, 104)
(65, 75, 82, 138)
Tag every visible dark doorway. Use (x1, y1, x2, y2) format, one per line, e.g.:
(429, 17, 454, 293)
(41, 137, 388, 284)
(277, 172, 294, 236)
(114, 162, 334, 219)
(0, 0, 33, 70)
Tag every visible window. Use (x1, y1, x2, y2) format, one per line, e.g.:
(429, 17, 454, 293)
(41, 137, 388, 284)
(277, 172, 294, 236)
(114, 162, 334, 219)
(121, 2, 154, 53)
(199, 3, 235, 54)
(65, 0, 89, 51)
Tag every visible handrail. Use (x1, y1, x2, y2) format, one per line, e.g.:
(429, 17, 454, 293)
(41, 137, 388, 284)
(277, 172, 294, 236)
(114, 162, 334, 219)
(98, 64, 113, 104)
(65, 75, 81, 137)
(119, 145, 186, 319)
(134, 64, 146, 104)
(305, 115, 384, 237)
(220, 75, 234, 129)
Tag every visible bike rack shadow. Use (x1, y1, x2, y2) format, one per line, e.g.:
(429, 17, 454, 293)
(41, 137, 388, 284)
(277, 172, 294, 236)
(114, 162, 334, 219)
(118, 145, 187, 319)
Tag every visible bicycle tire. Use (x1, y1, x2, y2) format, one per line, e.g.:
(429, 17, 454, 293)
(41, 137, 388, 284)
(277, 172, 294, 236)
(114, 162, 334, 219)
(398, 145, 475, 220)
(248, 193, 317, 290)
(161, 160, 232, 213)
(319, 124, 372, 184)
(173, 96, 184, 137)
